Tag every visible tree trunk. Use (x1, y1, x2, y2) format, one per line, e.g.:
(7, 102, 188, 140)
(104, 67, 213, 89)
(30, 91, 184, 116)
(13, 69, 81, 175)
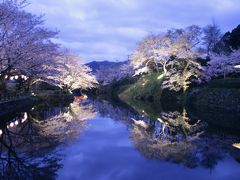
(0, 77, 7, 95)
(163, 62, 167, 75)
(26, 78, 32, 93)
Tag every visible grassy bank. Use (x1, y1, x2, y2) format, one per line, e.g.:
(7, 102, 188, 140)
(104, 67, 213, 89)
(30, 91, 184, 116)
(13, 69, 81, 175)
(119, 72, 164, 103)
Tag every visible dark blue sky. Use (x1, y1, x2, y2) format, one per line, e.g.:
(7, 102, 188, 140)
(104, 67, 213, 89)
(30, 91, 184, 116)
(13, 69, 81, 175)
(26, 0, 240, 62)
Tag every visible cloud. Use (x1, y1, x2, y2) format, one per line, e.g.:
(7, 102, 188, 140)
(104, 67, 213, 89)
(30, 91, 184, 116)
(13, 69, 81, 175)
(25, 0, 240, 62)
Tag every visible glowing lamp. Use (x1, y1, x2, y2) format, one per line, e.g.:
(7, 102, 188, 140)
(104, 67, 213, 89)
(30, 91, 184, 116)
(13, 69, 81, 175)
(10, 122, 14, 128)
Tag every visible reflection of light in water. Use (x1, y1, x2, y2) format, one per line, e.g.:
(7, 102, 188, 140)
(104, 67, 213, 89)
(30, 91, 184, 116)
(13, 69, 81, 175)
(10, 122, 14, 128)
(157, 118, 169, 125)
(157, 117, 164, 123)
(233, 143, 240, 149)
(21, 112, 28, 123)
(157, 118, 168, 135)
(132, 118, 149, 129)
(5, 112, 28, 129)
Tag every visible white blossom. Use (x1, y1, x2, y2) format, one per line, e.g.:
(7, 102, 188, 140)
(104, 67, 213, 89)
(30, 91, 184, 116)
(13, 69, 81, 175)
(207, 50, 240, 79)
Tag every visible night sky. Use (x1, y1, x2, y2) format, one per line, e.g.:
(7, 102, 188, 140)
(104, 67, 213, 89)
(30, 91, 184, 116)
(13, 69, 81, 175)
(26, 0, 240, 62)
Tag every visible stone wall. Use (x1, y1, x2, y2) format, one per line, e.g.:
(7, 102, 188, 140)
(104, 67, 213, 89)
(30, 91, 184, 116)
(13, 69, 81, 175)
(0, 97, 37, 116)
(189, 88, 240, 112)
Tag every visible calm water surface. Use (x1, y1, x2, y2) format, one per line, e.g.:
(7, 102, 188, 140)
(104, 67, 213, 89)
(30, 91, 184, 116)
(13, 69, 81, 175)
(0, 98, 240, 180)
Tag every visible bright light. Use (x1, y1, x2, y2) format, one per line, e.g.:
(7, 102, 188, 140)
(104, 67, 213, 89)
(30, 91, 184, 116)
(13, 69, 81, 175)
(157, 74, 164, 80)
(14, 120, 19, 125)
(22, 75, 28, 80)
(10, 122, 14, 128)
(157, 117, 164, 123)
(0, 129, 2, 135)
(233, 143, 240, 149)
(15, 75, 19, 80)
(142, 83, 145, 86)
(5, 75, 8, 79)
(10, 76, 14, 80)
(21, 112, 28, 122)
(234, 65, 240, 69)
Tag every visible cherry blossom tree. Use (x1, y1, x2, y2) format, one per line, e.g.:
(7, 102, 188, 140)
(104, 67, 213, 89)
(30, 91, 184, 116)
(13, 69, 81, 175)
(95, 63, 134, 86)
(203, 21, 222, 56)
(131, 26, 204, 92)
(48, 51, 98, 92)
(162, 59, 204, 92)
(0, 1, 97, 93)
(207, 50, 240, 79)
(0, 0, 59, 93)
(131, 25, 202, 76)
(131, 34, 159, 73)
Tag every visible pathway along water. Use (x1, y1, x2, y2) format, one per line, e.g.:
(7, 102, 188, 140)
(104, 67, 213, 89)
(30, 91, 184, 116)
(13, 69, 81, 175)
(0, 98, 239, 180)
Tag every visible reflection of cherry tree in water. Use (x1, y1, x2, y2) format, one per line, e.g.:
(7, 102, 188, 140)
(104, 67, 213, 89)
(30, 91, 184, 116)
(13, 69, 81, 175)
(91, 99, 141, 127)
(0, 101, 96, 179)
(130, 110, 240, 169)
(31, 101, 97, 142)
(92, 99, 240, 169)
(0, 112, 59, 179)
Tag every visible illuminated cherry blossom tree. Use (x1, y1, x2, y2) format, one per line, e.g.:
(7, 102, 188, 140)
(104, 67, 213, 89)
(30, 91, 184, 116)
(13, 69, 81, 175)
(131, 25, 202, 76)
(48, 51, 98, 91)
(0, 0, 59, 92)
(0, 1, 97, 93)
(207, 50, 240, 79)
(95, 63, 134, 86)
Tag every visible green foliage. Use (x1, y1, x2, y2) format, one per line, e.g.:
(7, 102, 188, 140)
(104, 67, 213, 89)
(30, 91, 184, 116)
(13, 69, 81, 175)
(122, 98, 162, 121)
(119, 72, 164, 102)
